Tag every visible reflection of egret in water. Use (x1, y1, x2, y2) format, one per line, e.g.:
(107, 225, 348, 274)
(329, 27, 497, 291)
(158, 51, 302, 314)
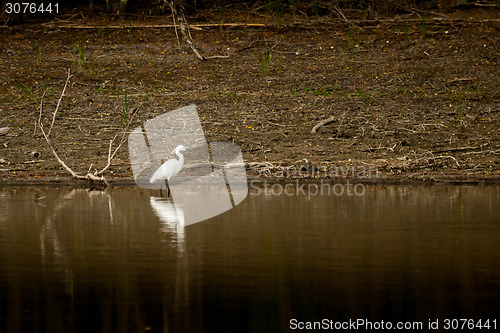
(149, 195, 189, 326)
(149, 197, 185, 244)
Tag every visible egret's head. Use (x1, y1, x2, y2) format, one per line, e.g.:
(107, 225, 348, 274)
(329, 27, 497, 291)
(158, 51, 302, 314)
(172, 145, 192, 154)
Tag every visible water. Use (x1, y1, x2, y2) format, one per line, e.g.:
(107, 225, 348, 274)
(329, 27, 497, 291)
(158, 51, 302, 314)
(0, 185, 499, 332)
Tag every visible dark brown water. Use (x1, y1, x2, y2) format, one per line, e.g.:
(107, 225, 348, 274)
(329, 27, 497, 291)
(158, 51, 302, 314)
(0, 185, 499, 332)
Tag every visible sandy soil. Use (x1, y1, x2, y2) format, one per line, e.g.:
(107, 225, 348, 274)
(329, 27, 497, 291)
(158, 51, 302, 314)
(0, 7, 499, 184)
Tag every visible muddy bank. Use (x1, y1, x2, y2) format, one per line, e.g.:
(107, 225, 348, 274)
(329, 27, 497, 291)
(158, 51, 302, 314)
(0, 7, 499, 185)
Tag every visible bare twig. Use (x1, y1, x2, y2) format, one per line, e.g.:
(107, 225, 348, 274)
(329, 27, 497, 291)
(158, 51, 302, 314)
(312, 116, 335, 134)
(433, 146, 480, 154)
(0, 127, 9, 136)
(170, 3, 180, 46)
(398, 127, 417, 134)
(34, 89, 46, 136)
(334, 6, 349, 23)
(48, 69, 72, 137)
(463, 149, 500, 155)
(180, 8, 193, 40)
(95, 103, 141, 176)
(95, 134, 118, 176)
(408, 7, 449, 19)
(23, 160, 46, 164)
(167, 1, 205, 61)
(473, 2, 499, 7)
(446, 77, 477, 84)
(204, 55, 230, 59)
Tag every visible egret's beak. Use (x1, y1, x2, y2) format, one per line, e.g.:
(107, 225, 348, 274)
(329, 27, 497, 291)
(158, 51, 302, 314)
(185, 148, 192, 152)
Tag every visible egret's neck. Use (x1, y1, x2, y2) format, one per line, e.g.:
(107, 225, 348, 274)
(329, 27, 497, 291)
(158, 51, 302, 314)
(175, 150, 184, 164)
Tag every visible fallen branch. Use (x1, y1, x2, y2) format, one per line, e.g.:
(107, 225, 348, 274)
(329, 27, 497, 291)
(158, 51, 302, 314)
(170, 2, 180, 46)
(463, 149, 500, 156)
(311, 116, 335, 134)
(37, 69, 135, 186)
(23, 160, 46, 164)
(414, 154, 461, 169)
(205, 55, 230, 59)
(0, 127, 9, 136)
(38, 23, 267, 29)
(267, 120, 288, 127)
(430, 155, 461, 168)
(432, 146, 481, 154)
(446, 77, 477, 85)
(363, 144, 397, 153)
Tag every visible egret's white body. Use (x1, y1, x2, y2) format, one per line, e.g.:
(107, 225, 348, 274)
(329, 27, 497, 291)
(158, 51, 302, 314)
(150, 145, 190, 185)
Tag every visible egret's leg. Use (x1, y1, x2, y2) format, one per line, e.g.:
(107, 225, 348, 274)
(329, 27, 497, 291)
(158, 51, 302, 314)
(167, 183, 171, 198)
(159, 183, 163, 197)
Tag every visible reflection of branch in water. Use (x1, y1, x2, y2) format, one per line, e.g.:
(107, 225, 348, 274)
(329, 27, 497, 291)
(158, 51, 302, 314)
(38, 189, 117, 300)
(38, 189, 82, 298)
(88, 190, 116, 224)
(40, 189, 79, 259)
(107, 192, 114, 224)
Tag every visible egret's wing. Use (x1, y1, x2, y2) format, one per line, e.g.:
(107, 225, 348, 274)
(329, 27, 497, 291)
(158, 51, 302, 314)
(149, 165, 163, 183)
(150, 159, 177, 183)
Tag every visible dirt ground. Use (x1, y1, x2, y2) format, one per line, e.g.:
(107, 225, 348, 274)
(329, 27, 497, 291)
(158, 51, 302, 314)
(0, 6, 499, 185)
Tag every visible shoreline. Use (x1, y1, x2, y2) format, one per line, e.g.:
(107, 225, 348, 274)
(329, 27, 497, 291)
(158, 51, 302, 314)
(2, 172, 499, 187)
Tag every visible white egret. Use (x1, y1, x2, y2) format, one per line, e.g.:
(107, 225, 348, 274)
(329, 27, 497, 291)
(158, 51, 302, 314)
(150, 145, 191, 197)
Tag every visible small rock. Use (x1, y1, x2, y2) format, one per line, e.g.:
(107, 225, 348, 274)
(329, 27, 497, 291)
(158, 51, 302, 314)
(0, 127, 9, 136)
